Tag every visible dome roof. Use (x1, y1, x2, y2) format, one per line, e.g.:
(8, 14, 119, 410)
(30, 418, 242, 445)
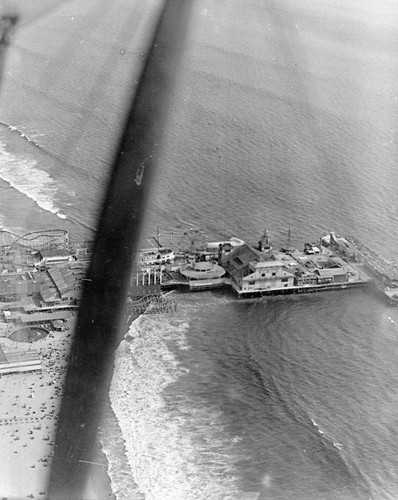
(180, 261, 225, 279)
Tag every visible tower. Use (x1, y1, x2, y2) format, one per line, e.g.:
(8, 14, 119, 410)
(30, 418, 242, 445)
(283, 227, 295, 253)
(258, 227, 273, 254)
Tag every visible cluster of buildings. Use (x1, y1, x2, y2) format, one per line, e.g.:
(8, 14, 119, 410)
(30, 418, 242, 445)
(133, 228, 369, 298)
(0, 231, 92, 374)
(220, 230, 366, 297)
(0, 233, 93, 334)
(0, 227, 377, 317)
(0, 248, 89, 308)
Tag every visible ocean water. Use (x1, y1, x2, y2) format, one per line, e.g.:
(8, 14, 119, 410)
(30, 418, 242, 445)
(1, 0, 398, 498)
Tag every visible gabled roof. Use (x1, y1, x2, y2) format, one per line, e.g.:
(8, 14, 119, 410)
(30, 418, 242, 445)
(222, 243, 264, 272)
(48, 262, 88, 297)
(316, 268, 346, 277)
(39, 277, 60, 302)
(36, 249, 71, 259)
(38, 262, 88, 302)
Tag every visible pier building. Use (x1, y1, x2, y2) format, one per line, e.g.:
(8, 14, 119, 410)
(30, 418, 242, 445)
(221, 236, 368, 298)
(178, 261, 227, 290)
(0, 226, 395, 307)
(240, 260, 295, 293)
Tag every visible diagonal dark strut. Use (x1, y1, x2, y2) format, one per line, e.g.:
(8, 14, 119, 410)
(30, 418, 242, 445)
(47, 1, 192, 497)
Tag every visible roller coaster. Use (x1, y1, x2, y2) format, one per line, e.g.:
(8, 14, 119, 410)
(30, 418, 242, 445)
(0, 229, 69, 259)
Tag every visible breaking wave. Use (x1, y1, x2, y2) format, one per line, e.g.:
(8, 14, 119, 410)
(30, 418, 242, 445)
(0, 121, 46, 151)
(0, 140, 67, 218)
(109, 313, 240, 500)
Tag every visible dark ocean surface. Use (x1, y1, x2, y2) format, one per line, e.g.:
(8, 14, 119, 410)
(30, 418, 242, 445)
(1, 0, 398, 498)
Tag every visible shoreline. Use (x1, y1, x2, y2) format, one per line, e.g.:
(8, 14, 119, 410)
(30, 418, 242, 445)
(90, 430, 117, 500)
(96, 311, 142, 500)
(0, 316, 76, 498)
(0, 310, 126, 499)
(100, 392, 145, 500)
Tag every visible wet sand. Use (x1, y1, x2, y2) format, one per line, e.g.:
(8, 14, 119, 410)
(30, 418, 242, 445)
(0, 315, 114, 499)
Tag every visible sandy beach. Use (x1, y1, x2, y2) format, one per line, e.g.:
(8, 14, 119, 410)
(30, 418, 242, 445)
(0, 314, 114, 499)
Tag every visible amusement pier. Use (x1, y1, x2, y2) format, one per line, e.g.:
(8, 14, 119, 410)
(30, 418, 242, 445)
(0, 226, 396, 371)
(0, 226, 395, 497)
(132, 228, 398, 304)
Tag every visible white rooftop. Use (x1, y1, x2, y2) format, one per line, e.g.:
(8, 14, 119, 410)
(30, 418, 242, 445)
(254, 260, 284, 268)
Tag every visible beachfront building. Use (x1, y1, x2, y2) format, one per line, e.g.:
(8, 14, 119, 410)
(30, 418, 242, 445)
(0, 271, 41, 301)
(0, 346, 42, 374)
(39, 261, 87, 305)
(33, 249, 73, 268)
(70, 241, 94, 262)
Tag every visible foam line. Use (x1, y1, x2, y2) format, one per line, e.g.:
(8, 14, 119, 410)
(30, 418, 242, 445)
(0, 121, 85, 177)
(0, 120, 46, 151)
(0, 140, 63, 216)
(109, 314, 240, 499)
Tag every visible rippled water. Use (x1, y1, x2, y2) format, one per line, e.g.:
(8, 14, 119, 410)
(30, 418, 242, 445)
(1, 1, 398, 498)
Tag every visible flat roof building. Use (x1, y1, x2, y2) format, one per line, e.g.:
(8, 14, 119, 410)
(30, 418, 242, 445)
(34, 249, 73, 268)
(316, 268, 347, 284)
(0, 347, 42, 374)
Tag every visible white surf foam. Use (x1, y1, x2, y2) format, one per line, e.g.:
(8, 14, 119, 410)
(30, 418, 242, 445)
(0, 121, 45, 150)
(109, 313, 240, 499)
(0, 140, 65, 217)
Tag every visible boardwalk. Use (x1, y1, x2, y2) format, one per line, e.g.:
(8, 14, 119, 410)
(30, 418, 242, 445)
(347, 236, 398, 282)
